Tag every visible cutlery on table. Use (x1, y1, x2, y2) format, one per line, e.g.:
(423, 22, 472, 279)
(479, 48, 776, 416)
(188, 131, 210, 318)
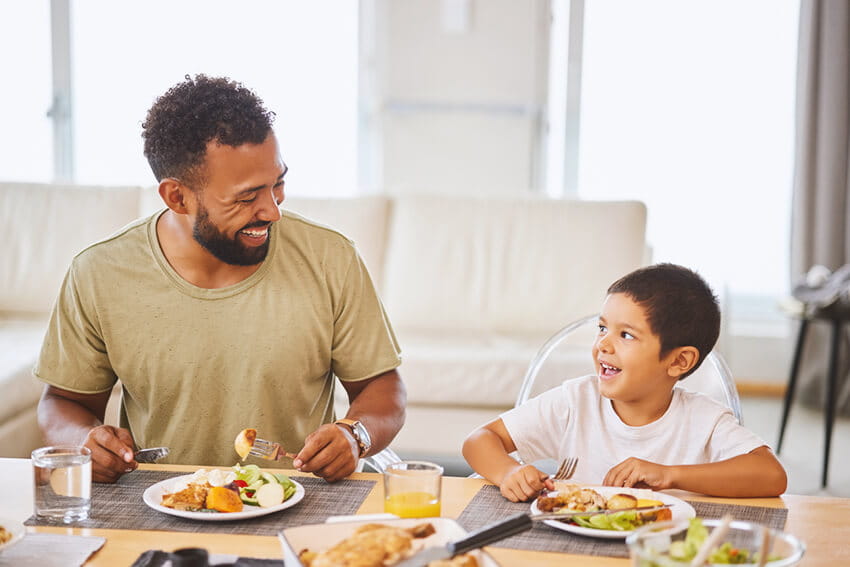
(134, 447, 170, 463)
(393, 505, 672, 567)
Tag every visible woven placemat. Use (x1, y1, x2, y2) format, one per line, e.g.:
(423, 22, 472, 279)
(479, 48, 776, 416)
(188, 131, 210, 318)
(456, 485, 789, 558)
(25, 470, 376, 536)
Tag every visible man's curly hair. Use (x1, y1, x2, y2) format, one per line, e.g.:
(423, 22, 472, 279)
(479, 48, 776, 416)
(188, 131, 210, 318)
(142, 74, 275, 188)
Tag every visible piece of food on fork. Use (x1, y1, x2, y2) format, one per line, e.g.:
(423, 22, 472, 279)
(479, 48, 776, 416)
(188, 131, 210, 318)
(234, 428, 298, 461)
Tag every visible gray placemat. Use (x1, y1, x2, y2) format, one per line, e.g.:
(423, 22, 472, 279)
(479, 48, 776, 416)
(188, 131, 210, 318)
(456, 485, 789, 558)
(25, 470, 376, 536)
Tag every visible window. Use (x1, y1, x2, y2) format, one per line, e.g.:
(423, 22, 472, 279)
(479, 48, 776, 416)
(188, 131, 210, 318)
(67, 0, 358, 197)
(0, 0, 52, 182)
(548, 0, 800, 318)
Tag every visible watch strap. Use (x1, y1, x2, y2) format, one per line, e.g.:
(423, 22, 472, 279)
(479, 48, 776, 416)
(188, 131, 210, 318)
(335, 419, 367, 456)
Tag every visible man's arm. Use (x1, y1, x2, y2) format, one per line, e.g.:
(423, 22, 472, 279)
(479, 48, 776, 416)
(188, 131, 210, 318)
(294, 369, 405, 482)
(38, 385, 137, 483)
(339, 368, 406, 455)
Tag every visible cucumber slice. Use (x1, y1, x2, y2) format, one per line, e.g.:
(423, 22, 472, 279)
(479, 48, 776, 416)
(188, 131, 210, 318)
(255, 482, 285, 507)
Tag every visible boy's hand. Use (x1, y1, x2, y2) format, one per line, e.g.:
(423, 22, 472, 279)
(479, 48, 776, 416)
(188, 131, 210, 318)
(499, 464, 555, 502)
(603, 457, 672, 491)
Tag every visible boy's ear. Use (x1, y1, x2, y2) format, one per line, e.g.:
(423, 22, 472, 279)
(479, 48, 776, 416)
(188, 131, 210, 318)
(158, 178, 192, 214)
(666, 346, 700, 379)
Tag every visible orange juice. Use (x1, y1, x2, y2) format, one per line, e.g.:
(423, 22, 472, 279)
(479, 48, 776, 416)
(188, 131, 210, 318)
(384, 491, 441, 518)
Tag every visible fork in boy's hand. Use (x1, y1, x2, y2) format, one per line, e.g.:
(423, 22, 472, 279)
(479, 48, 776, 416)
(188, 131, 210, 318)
(539, 456, 580, 495)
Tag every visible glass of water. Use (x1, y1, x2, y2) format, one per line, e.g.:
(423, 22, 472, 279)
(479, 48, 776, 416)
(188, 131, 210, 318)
(31, 445, 92, 523)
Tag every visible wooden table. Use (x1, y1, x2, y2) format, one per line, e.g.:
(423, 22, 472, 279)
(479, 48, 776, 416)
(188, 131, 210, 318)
(2, 458, 849, 566)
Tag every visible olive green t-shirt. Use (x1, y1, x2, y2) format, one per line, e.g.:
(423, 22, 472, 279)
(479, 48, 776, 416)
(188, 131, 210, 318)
(35, 209, 401, 466)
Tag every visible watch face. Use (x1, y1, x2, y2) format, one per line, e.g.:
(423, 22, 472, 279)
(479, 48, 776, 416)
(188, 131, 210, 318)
(353, 421, 371, 449)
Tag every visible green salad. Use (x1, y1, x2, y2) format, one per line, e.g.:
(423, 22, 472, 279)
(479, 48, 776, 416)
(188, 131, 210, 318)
(231, 463, 297, 506)
(638, 518, 779, 565)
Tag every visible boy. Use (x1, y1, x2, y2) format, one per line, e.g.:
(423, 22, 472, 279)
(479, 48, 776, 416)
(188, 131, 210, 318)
(463, 263, 787, 501)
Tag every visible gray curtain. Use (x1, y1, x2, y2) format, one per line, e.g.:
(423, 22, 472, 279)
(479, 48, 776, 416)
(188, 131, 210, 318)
(791, 0, 850, 415)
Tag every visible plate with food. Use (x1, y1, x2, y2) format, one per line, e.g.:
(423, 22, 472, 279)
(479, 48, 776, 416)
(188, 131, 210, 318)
(279, 517, 500, 567)
(143, 464, 304, 521)
(0, 516, 25, 554)
(530, 484, 695, 540)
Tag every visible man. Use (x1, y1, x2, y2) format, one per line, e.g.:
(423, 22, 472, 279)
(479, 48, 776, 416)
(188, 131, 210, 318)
(36, 74, 405, 483)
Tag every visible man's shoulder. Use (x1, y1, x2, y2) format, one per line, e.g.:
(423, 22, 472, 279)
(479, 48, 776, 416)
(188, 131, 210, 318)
(278, 209, 355, 245)
(73, 213, 156, 268)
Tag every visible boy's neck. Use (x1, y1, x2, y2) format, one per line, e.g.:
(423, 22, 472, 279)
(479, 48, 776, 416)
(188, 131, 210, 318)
(610, 390, 675, 426)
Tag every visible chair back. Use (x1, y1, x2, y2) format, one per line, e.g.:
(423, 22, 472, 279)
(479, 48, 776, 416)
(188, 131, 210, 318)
(515, 314, 743, 424)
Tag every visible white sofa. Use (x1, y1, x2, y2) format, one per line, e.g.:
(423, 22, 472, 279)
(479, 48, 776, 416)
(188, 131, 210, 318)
(0, 181, 647, 465)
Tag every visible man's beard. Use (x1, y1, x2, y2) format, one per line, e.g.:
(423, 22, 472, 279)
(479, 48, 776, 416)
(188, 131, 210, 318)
(192, 202, 271, 266)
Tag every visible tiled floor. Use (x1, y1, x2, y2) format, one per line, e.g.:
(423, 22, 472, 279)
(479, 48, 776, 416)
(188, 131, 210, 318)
(421, 396, 850, 498)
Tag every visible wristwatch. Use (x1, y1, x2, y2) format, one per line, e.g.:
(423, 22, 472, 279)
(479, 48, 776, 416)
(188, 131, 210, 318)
(335, 418, 372, 457)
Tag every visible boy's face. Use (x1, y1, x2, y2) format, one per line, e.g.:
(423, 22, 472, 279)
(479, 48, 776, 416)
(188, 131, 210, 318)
(592, 292, 682, 404)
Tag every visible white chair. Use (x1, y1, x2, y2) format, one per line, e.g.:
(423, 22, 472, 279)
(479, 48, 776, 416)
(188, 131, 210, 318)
(516, 313, 743, 424)
(363, 447, 402, 473)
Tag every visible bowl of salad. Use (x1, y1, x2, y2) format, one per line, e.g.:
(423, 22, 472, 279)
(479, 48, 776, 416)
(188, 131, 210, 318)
(626, 517, 805, 566)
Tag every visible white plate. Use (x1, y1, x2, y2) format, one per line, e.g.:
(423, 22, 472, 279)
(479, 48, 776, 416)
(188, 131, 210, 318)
(530, 486, 695, 540)
(0, 516, 25, 554)
(142, 473, 305, 521)
(279, 517, 501, 567)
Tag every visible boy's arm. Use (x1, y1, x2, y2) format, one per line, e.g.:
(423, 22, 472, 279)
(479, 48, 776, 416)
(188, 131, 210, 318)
(604, 446, 787, 497)
(462, 418, 554, 502)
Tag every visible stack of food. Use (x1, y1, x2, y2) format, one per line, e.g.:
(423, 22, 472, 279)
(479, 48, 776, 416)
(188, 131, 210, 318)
(160, 465, 296, 513)
(297, 523, 478, 567)
(537, 484, 671, 531)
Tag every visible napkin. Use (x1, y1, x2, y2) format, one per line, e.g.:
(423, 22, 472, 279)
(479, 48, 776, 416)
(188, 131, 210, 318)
(0, 533, 105, 567)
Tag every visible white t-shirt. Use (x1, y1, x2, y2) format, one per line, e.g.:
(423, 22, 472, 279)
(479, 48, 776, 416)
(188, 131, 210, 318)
(500, 375, 768, 485)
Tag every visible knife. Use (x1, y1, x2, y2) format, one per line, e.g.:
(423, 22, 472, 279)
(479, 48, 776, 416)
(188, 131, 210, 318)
(393, 505, 672, 567)
(134, 447, 170, 463)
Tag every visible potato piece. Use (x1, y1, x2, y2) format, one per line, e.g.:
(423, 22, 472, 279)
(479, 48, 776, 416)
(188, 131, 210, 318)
(256, 481, 285, 507)
(606, 493, 638, 510)
(635, 498, 671, 522)
(205, 486, 243, 513)
(234, 428, 257, 460)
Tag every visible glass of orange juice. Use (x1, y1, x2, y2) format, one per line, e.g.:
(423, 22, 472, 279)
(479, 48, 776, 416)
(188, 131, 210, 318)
(383, 460, 443, 518)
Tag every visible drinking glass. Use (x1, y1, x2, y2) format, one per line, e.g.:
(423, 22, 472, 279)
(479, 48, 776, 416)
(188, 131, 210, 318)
(383, 460, 443, 518)
(627, 518, 805, 566)
(31, 446, 92, 523)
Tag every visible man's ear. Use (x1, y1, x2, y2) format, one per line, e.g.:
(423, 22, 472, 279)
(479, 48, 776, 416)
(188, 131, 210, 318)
(158, 178, 191, 214)
(666, 346, 700, 379)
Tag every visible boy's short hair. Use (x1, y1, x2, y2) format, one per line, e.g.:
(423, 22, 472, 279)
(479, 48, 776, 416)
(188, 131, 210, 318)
(607, 263, 720, 379)
(142, 74, 275, 188)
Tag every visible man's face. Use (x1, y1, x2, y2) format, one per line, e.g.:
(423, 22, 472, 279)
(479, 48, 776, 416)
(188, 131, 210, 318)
(189, 134, 286, 266)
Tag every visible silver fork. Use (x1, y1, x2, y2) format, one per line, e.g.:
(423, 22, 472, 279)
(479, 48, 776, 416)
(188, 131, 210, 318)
(248, 437, 298, 461)
(551, 456, 579, 481)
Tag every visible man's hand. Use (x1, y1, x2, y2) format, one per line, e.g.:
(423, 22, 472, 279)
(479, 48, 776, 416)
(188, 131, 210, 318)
(292, 423, 359, 482)
(499, 463, 554, 502)
(603, 457, 672, 491)
(83, 425, 138, 483)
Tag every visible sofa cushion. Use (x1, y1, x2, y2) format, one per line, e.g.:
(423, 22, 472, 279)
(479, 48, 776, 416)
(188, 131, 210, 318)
(398, 330, 595, 408)
(0, 182, 144, 314)
(381, 195, 647, 336)
(0, 315, 48, 426)
(284, 196, 391, 290)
